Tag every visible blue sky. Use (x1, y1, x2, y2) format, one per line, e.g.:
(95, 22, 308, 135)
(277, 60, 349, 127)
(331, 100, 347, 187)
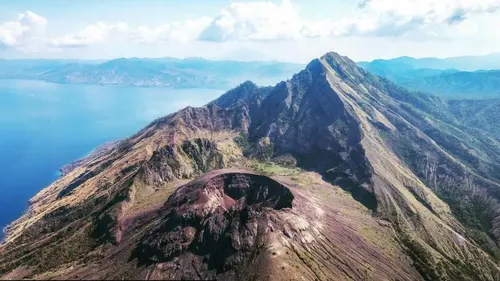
(0, 0, 499, 62)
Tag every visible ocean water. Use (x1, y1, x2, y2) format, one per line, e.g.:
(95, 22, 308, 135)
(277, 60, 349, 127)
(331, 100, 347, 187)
(0, 79, 223, 238)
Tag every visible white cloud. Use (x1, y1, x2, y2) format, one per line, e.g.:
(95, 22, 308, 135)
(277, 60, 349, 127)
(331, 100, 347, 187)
(341, 0, 500, 37)
(1, 1, 499, 60)
(194, 0, 500, 41)
(49, 22, 128, 48)
(198, 0, 309, 41)
(0, 11, 47, 49)
(129, 0, 313, 44)
(131, 17, 211, 44)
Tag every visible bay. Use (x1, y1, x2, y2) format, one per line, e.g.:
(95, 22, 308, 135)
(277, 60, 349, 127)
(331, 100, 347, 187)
(0, 79, 223, 237)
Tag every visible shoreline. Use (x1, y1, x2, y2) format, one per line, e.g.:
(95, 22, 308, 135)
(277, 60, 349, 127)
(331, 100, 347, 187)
(0, 77, 227, 91)
(58, 140, 120, 177)
(1, 139, 121, 245)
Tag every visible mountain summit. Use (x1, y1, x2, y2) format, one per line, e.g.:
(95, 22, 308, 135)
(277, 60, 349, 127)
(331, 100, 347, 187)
(2, 52, 500, 280)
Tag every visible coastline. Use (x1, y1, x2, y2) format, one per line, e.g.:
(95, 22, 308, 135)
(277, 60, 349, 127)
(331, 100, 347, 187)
(1, 140, 121, 245)
(58, 140, 120, 177)
(0, 77, 227, 91)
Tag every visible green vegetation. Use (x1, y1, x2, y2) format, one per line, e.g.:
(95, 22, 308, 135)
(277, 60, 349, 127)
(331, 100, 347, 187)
(234, 132, 301, 177)
(234, 132, 252, 155)
(402, 238, 442, 281)
(234, 132, 275, 161)
(404, 71, 500, 99)
(249, 161, 301, 177)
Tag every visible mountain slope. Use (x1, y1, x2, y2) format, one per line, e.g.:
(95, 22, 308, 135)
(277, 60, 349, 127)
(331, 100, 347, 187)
(448, 98, 500, 140)
(2, 52, 500, 280)
(407, 70, 500, 98)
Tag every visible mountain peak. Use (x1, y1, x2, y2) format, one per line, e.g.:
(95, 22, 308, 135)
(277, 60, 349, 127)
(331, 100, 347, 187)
(211, 80, 272, 110)
(239, 80, 258, 89)
(318, 51, 367, 82)
(323, 51, 358, 68)
(321, 51, 345, 61)
(304, 58, 324, 74)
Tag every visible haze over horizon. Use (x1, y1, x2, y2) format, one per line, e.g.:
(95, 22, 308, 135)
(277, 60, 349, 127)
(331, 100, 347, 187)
(1, 0, 499, 63)
(2, 52, 500, 64)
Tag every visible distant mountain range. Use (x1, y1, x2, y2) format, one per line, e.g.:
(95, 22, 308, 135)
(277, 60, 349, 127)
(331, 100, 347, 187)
(3, 54, 500, 99)
(0, 58, 304, 89)
(359, 53, 500, 72)
(358, 54, 500, 98)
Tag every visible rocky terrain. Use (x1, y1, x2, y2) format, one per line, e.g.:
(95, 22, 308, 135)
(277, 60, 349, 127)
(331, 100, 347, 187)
(2, 52, 500, 280)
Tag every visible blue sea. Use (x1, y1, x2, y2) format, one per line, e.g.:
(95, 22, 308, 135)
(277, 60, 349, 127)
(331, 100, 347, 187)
(0, 79, 223, 238)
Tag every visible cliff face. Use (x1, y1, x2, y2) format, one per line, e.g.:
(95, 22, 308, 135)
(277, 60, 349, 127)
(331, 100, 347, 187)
(2, 52, 500, 281)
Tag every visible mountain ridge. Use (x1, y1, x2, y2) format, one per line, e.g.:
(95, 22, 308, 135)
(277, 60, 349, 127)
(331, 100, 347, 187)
(2, 51, 500, 280)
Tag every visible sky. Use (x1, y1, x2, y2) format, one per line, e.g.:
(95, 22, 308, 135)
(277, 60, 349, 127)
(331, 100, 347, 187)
(0, 0, 499, 63)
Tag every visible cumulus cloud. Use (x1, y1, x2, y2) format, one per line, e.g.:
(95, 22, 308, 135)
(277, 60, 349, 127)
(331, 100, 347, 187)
(49, 22, 128, 48)
(342, 0, 500, 37)
(198, 0, 307, 41)
(128, 0, 333, 44)
(195, 0, 500, 41)
(0, 11, 47, 48)
(129, 0, 316, 44)
(131, 17, 211, 44)
(1, 0, 499, 54)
